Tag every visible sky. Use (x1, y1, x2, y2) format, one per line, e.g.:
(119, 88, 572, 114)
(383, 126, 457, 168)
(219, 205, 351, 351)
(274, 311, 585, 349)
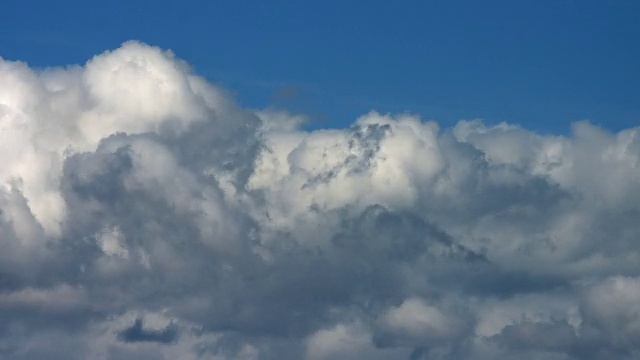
(1, 2, 640, 360)
(2, 0, 639, 133)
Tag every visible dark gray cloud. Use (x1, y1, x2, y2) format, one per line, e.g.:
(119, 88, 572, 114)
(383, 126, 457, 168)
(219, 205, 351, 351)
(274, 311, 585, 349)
(118, 318, 179, 344)
(1, 41, 640, 359)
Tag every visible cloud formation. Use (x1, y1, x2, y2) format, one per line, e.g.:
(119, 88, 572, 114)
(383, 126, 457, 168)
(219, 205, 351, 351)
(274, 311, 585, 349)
(1, 41, 640, 359)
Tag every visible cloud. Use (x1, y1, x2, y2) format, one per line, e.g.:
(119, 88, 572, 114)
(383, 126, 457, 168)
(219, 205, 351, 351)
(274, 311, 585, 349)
(117, 318, 179, 344)
(1, 41, 640, 359)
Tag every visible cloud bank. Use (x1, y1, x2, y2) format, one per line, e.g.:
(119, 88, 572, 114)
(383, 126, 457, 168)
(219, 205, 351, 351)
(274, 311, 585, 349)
(1, 41, 640, 359)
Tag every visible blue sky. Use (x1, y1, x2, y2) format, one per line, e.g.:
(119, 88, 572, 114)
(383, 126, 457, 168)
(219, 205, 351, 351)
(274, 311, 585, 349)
(3, 0, 638, 133)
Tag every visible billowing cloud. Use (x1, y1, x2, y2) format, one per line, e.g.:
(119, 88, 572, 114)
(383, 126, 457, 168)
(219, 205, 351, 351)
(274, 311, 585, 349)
(1, 41, 640, 359)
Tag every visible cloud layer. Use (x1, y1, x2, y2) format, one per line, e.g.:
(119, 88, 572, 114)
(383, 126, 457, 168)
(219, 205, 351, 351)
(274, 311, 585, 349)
(1, 41, 640, 359)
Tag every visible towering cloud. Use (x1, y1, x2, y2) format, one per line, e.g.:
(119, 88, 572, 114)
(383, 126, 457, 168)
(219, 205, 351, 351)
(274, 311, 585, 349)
(1, 41, 639, 359)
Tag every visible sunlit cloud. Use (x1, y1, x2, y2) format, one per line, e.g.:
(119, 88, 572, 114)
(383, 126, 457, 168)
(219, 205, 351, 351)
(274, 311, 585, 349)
(1, 41, 640, 359)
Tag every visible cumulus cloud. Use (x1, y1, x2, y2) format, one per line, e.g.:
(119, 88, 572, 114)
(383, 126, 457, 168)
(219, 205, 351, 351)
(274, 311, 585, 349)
(1, 41, 640, 359)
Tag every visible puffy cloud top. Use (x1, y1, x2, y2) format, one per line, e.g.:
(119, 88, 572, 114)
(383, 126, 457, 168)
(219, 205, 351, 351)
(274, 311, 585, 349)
(1, 41, 640, 359)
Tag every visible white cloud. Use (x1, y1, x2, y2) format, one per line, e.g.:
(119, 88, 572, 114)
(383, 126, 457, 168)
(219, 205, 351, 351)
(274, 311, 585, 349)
(376, 297, 468, 346)
(1, 41, 640, 359)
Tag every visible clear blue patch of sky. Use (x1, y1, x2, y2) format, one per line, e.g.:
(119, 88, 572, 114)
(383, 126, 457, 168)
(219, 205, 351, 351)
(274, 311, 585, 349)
(1, 0, 638, 134)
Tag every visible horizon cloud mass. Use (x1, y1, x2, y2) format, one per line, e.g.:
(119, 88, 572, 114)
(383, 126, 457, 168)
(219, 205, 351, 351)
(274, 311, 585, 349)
(1, 41, 640, 359)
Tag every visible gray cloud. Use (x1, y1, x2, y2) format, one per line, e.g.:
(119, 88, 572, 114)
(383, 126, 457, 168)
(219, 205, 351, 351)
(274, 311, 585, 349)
(1, 41, 640, 359)
(117, 318, 179, 344)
